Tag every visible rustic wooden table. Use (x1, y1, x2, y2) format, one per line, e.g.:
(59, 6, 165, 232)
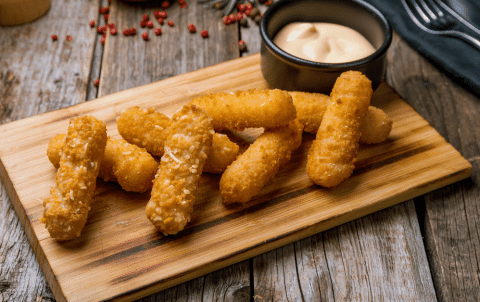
(1, 0, 479, 301)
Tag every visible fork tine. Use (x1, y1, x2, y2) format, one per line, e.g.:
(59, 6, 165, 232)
(418, 0, 437, 20)
(407, 0, 431, 24)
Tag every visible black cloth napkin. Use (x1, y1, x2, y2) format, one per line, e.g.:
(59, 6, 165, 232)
(363, 0, 480, 95)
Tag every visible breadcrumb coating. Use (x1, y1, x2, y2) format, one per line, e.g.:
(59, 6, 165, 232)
(42, 116, 107, 241)
(220, 119, 304, 205)
(189, 89, 297, 131)
(306, 71, 372, 188)
(116, 106, 172, 156)
(47, 135, 158, 193)
(289, 91, 392, 144)
(146, 105, 213, 235)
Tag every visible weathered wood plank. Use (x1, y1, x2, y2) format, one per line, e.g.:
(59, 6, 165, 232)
(251, 32, 438, 302)
(0, 0, 99, 301)
(386, 32, 480, 302)
(96, 1, 248, 301)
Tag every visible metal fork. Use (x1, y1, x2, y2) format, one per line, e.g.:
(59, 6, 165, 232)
(402, 0, 480, 50)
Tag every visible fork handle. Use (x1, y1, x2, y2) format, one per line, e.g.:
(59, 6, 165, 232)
(449, 31, 480, 51)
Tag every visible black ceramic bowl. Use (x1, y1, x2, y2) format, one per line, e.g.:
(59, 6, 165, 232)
(260, 0, 392, 94)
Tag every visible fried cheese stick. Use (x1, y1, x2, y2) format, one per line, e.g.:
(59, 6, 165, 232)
(220, 119, 304, 205)
(306, 71, 372, 188)
(116, 106, 172, 157)
(189, 89, 297, 131)
(116, 106, 240, 174)
(47, 135, 158, 193)
(146, 105, 213, 235)
(203, 133, 240, 174)
(289, 91, 392, 144)
(42, 116, 107, 241)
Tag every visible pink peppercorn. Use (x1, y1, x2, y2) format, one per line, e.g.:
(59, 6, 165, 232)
(100, 35, 106, 44)
(51, 34, 57, 41)
(110, 27, 117, 35)
(223, 16, 231, 25)
(66, 35, 73, 41)
(228, 14, 236, 23)
(146, 20, 154, 28)
(265, 0, 272, 5)
(129, 27, 137, 35)
(104, 14, 109, 22)
(236, 12, 243, 21)
(142, 14, 149, 21)
(89, 20, 96, 27)
(140, 20, 147, 28)
(246, 2, 253, 10)
(142, 32, 149, 41)
(200, 29, 208, 38)
(154, 10, 161, 18)
(158, 11, 167, 18)
(154, 28, 162, 35)
(167, 20, 174, 27)
(94, 79, 100, 86)
(187, 23, 196, 33)
(238, 3, 246, 12)
(157, 18, 164, 25)
(97, 25, 107, 34)
(99, 6, 109, 14)
(161, 0, 170, 8)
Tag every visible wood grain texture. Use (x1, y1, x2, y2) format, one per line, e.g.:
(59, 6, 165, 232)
(0, 0, 99, 301)
(386, 33, 480, 302)
(0, 54, 470, 302)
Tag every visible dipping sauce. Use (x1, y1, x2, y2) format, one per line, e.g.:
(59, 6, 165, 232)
(273, 22, 376, 63)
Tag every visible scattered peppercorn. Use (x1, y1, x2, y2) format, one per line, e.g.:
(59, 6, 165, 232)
(89, 20, 96, 27)
(249, 7, 260, 18)
(100, 35, 106, 44)
(158, 11, 167, 18)
(146, 20, 154, 28)
(110, 27, 117, 35)
(154, 28, 162, 36)
(104, 14, 109, 22)
(66, 35, 73, 41)
(94, 79, 100, 86)
(238, 3, 246, 12)
(200, 29, 208, 38)
(99, 6, 109, 14)
(246, 2, 253, 10)
(239, 17, 248, 27)
(157, 18, 164, 25)
(140, 20, 147, 28)
(129, 27, 137, 35)
(51, 34, 58, 41)
(223, 16, 231, 25)
(161, 0, 170, 9)
(154, 10, 161, 18)
(123, 28, 130, 36)
(167, 20, 174, 27)
(108, 23, 116, 29)
(228, 14, 236, 23)
(97, 25, 107, 34)
(142, 14, 149, 21)
(187, 23, 196, 33)
(142, 32, 149, 41)
(236, 12, 243, 21)
(238, 39, 247, 52)
(265, 0, 272, 5)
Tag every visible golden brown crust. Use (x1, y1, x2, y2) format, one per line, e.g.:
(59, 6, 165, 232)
(146, 105, 213, 235)
(189, 89, 297, 131)
(203, 133, 240, 174)
(42, 116, 107, 241)
(289, 91, 392, 144)
(306, 71, 372, 188)
(220, 119, 304, 205)
(47, 135, 158, 193)
(116, 106, 172, 157)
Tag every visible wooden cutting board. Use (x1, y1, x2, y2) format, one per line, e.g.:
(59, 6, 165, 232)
(0, 54, 471, 302)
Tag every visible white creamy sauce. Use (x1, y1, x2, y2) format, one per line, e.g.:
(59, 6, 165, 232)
(273, 22, 376, 63)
